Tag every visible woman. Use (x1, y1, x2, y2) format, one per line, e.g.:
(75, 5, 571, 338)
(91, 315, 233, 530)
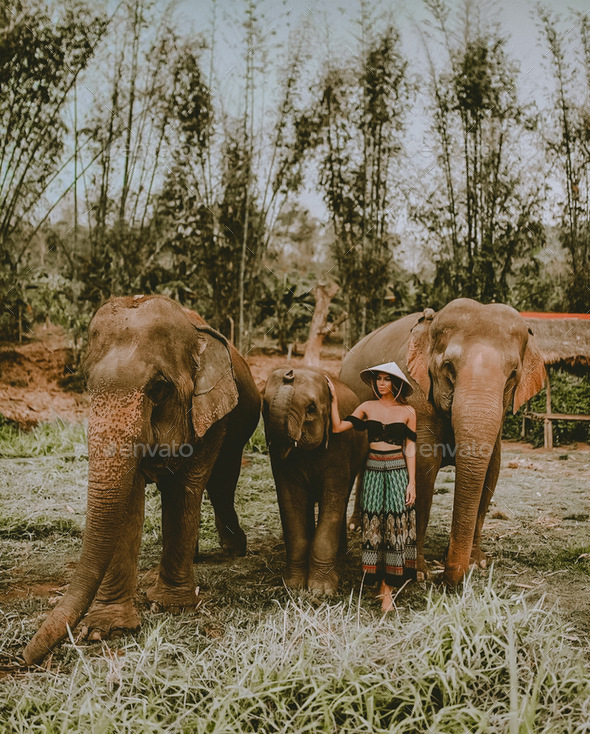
(327, 362, 417, 612)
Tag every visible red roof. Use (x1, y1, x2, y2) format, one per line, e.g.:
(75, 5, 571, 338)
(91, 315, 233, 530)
(520, 312, 590, 320)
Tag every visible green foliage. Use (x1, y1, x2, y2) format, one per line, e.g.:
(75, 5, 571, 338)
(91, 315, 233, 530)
(258, 270, 315, 352)
(0, 0, 105, 341)
(0, 0, 106, 262)
(26, 271, 91, 348)
(0, 273, 30, 342)
(503, 370, 590, 446)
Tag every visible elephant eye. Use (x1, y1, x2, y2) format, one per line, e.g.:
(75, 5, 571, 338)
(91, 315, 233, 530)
(442, 360, 455, 380)
(306, 403, 317, 416)
(147, 376, 172, 403)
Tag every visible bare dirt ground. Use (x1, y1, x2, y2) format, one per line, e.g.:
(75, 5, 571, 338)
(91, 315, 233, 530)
(0, 327, 343, 428)
(0, 325, 88, 428)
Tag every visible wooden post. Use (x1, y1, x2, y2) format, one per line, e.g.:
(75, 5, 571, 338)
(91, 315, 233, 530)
(521, 399, 530, 438)
(544, 367, 553, 450)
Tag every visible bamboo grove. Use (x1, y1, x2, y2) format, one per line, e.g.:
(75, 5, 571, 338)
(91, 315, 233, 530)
(0, 0, 588, 351)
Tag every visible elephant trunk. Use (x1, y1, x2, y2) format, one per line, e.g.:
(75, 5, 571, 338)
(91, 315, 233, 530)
(267, 373, 301, 457)
(23, 390, 145, 665)
(445, 387, 503, 585)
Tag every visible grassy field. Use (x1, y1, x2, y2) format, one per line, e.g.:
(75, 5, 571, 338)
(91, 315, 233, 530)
(0, 420, 589, 732)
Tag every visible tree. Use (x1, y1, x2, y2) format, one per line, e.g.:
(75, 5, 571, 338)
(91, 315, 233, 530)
(80, 1, 180, 304)
(539, 7, 590, 311)
(0, 0, 106, 338)
(303, 281, 339, 366)
(415, 0, 545, 308)
(310, 14, 410, 345)
(156, 1, 311, 344)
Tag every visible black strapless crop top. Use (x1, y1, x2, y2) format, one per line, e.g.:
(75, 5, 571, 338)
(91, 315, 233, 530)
(344, 415, 417, 444)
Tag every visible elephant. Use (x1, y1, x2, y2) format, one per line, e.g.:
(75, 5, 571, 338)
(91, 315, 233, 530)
(23, 295, 260, 665)
(262, 367, 367, 594)
(339, 298, 546, 585)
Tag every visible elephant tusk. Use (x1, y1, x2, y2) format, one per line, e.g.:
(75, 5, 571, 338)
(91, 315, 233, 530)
(294, 440, 298, 448)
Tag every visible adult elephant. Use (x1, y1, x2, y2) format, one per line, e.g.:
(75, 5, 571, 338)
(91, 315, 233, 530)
(263, 368, 367, 594)
(340, 298, 546, 585)
(23, 295, 260, 665)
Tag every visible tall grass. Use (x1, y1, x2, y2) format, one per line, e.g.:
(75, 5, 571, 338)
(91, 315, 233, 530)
(0, 419, 87, 459)
(1, 576, 589, 733)
(245, 418, 268, 455)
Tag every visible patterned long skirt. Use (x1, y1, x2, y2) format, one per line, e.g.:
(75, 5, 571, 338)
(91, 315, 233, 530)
(361, 449, 417, 587)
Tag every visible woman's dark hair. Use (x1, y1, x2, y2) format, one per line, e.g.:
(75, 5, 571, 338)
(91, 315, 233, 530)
(371, 373, 409, 404)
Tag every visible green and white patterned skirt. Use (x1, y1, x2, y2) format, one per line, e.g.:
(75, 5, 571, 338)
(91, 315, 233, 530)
(361, 449, 417, 587)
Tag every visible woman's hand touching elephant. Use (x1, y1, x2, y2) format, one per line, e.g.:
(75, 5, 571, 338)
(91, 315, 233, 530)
(406, 481, 416, 506)
(325, 376, 336, 400)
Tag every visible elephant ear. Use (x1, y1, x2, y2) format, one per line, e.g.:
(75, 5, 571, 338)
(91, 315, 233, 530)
(191, 326, 239, 438)
(406, 308, 435, 395)
(513, 327, 546, 413)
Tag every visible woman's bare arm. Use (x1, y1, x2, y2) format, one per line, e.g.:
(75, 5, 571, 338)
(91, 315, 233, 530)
(326, 377, 365, 433)
(404, 406, 417, 504)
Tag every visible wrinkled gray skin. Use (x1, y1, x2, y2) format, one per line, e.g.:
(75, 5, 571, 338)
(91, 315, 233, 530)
(24, 295, 260, 665)
(340, 298, 546, 586)
(263, 367, 367, 595)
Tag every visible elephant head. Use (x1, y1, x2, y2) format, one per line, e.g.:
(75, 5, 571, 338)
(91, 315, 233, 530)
(23, 295, 238, 665)
(262, 367, 332, 459)
(407, 298, 546, 582)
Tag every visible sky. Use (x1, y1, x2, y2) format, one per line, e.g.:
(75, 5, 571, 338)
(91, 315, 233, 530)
(171, 0, 590, 110)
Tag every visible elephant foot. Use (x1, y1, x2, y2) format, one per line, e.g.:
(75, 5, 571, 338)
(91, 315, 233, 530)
(469, 546, 488, 569)
(443, 563, 465, 587)
(80, 600, 141, 641)
(284, 569, 307, 590)
(308, 570, 339, 597)
(416, 556, 431, 582)
(219, 527, 247, 557)
(146, 579, 200, 612)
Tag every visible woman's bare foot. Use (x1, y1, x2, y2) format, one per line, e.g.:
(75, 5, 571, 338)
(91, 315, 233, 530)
(377, 580, 395, 612)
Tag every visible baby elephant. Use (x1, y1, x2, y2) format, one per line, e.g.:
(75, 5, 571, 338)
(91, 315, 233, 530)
(263, 367, 367, 594)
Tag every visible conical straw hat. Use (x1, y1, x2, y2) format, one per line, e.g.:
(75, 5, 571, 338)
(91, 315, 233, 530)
(359, 361, 413, 396)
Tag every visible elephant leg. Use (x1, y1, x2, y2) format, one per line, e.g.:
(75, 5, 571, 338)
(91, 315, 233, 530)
(81, 473, 146, 640)
(147, 473, 203, 609)
(308, 487, 347, 595)
(148, 442, 220, 609)
(205, 443, 247, 557)
(471, 436, 501, 569)
(338, 516, 348, 560)
(276, 474, 312, 589)
(415, 449, 443, 580)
